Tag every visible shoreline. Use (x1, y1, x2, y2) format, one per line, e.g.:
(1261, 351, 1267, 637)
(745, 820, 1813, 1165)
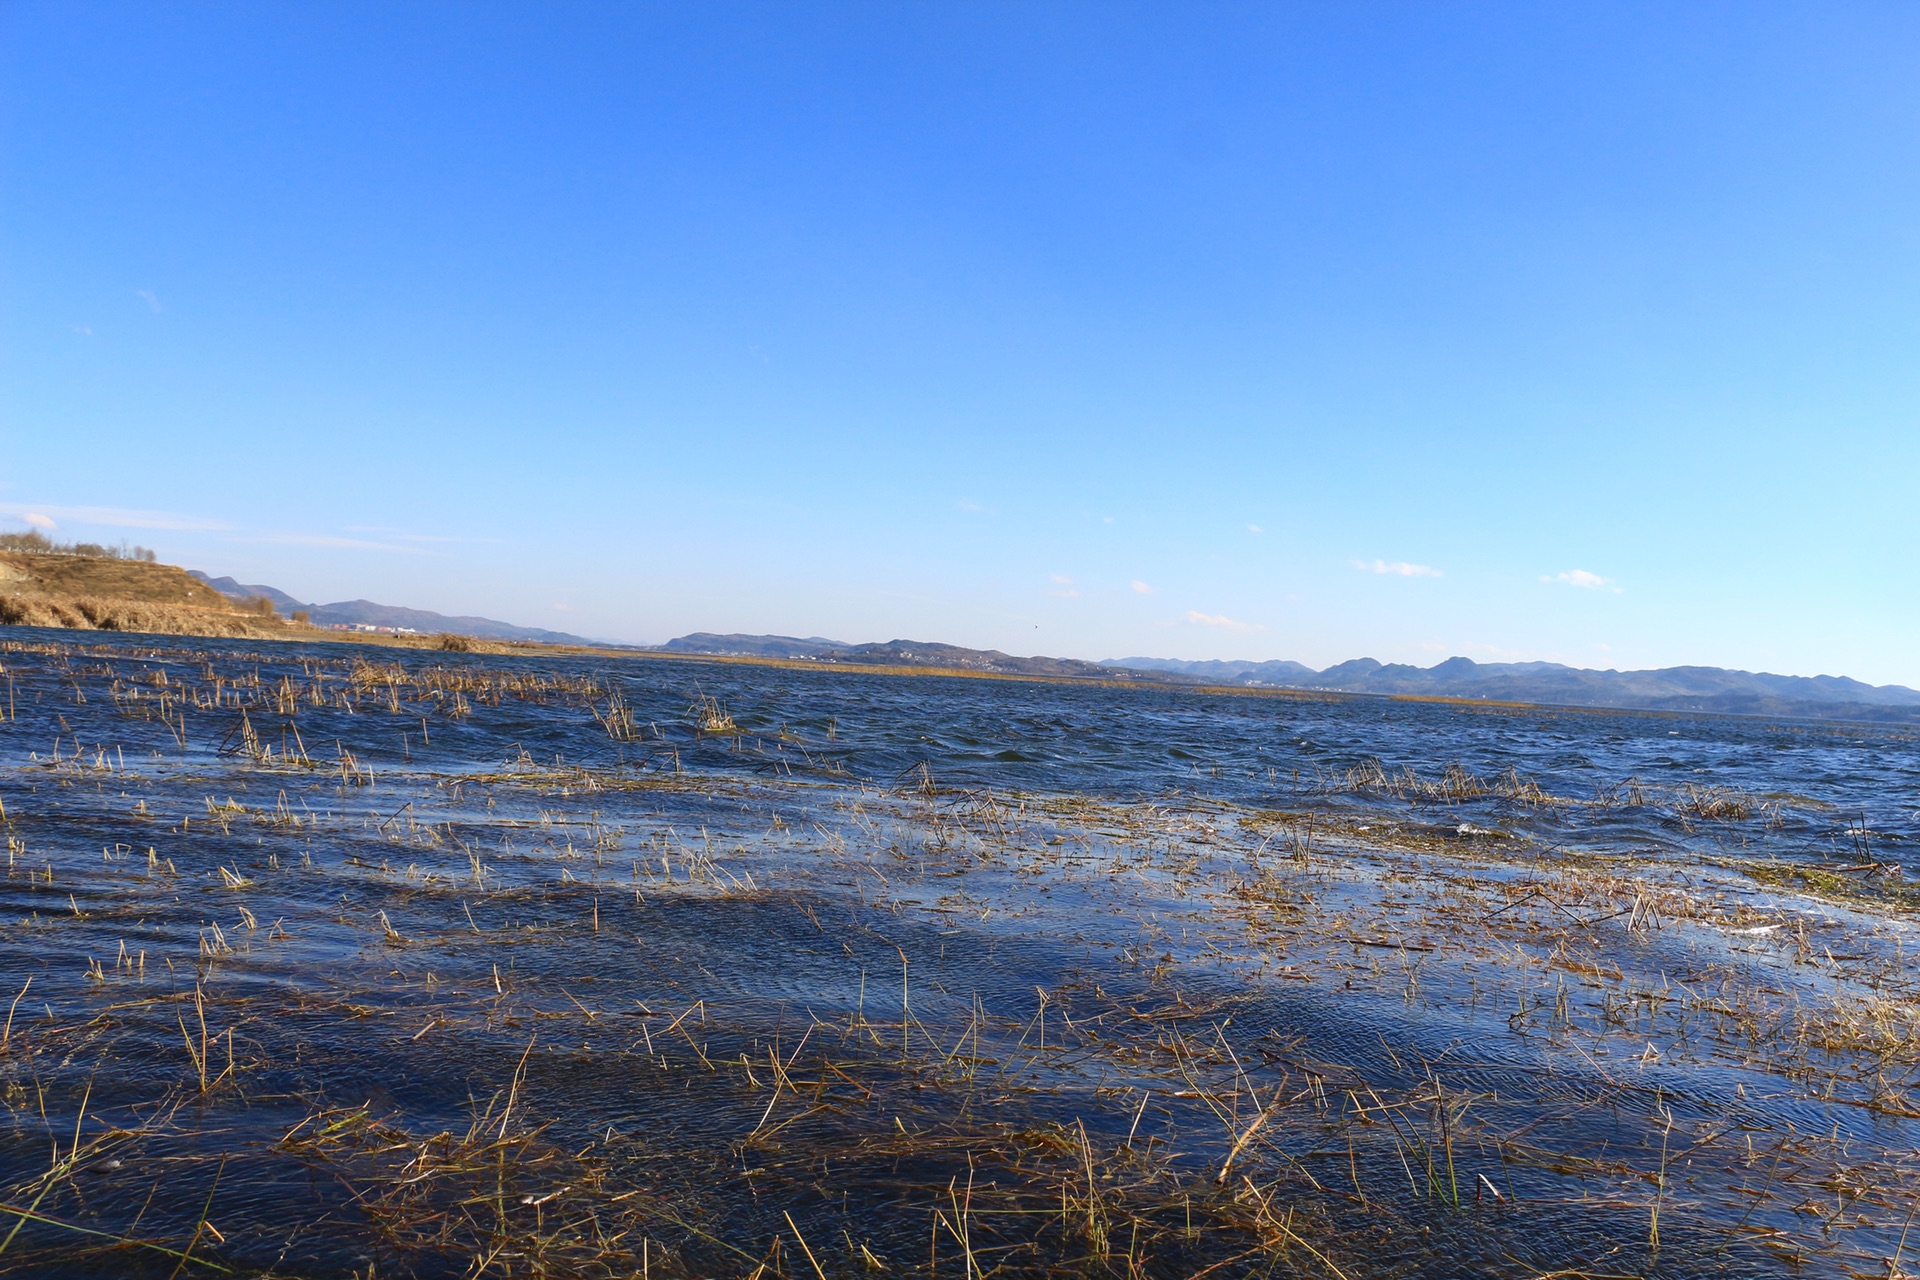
(7, 615, 1919, 737)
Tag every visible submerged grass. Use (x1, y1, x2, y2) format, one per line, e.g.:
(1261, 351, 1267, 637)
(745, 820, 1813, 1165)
(0, 635, 1915, 1276)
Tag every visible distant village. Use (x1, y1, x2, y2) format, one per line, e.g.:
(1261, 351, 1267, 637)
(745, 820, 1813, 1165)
(321, 622, 420, 636)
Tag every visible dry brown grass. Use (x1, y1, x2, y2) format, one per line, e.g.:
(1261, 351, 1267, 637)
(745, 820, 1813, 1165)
(0, 551, 291, 638)
(0, 594, 287, 637)
(0, 553, 533, 655)
(0, 551, 234, 608)
(3, 638, 1917, 1276)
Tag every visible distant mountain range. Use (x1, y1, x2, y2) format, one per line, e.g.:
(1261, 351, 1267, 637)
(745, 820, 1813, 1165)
(160, 578, 1920, 723)
(660, 632, 1150, 680)
(190, 572, 597, 646)
(660, 632, 1920, 723)
(1107, 653, 1920, 719)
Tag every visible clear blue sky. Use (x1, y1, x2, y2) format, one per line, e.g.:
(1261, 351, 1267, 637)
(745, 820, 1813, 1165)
(4, 3, 1917, 683)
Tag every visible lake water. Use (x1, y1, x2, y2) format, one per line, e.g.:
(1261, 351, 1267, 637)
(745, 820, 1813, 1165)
(1, 629, 1916, 1277)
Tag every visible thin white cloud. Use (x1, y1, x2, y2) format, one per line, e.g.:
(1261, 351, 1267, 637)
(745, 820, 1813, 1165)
(70, 325, 93, 337)
(1185, 610, 1264, 632)
(0, 506, 454, 557)
(1130, 580, 1154, 595)
(1246, 524, 1264, 534)
(0, 503, 228, 532)
(956, 499, 990, 514)
(1543, 569, 1622, 593)
(134, 289, 162, 313)
(1355, 559, 1442, 578)
(1045, 574, 1080, 599)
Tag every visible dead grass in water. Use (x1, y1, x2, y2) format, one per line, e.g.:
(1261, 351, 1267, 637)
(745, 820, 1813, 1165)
(0, 639, 1916, 1276)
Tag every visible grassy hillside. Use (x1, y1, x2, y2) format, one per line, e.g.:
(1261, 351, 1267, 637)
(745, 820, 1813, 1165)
(0, 550, 569, 654)
(0, 551, 284, 637)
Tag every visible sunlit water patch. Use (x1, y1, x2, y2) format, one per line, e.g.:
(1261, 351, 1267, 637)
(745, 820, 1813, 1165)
(0, 630, 1917, 1277)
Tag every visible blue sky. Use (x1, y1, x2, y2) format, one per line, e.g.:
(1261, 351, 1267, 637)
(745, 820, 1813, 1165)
(4, 3, 1918, 683)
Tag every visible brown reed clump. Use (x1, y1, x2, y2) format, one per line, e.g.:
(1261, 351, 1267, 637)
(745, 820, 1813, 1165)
(1677, 782, 1761, 821)
(0, 594, 284, 636)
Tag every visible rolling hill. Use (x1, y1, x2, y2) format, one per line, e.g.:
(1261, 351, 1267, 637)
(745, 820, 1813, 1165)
(190, 573, 597, 645)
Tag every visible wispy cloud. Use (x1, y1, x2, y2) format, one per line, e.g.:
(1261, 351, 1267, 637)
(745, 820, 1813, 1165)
(1185, 610, 1264, 633)
(0, 503, 228, 532)
(1542, 569, 1621, 592)
(1045, 574, 1079, 599)
(0, 504, 463, 557)
(1130, 579, 1154, 595)
(956, 499, 990, 514)
(70, 325, 93, 337)
(1246, 524, 1264, 534)
(1355, 559, 1442, 578)
(134, 289, 162, 313)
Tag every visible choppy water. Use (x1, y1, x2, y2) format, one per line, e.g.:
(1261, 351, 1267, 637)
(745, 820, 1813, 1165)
(1, 629, 1917, 1278)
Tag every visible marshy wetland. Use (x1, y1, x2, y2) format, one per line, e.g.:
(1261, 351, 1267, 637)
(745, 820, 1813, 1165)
(0, 631, 1917, 1278)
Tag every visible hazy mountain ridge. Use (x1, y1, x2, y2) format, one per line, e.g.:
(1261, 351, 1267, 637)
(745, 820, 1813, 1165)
(192, 575, 310, 615)
(1107, 653, 1920, 717)
(1108, 656, 1318, 684)
(190, 572, 596, 646)
(662, 633, 852, 659)
(125, 580, 1917, 722)
(660, 633, 1920, 721)
(662, 632, 1150, 679)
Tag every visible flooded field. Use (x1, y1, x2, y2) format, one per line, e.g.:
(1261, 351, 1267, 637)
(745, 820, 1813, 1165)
(0, 630, 1917, 1277)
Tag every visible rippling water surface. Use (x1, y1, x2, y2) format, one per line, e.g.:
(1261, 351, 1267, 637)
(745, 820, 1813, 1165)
(0, 630, 1916, 1278)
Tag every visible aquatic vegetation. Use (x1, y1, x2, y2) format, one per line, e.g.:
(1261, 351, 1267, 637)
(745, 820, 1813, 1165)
(0, 631, 1916, 1276)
